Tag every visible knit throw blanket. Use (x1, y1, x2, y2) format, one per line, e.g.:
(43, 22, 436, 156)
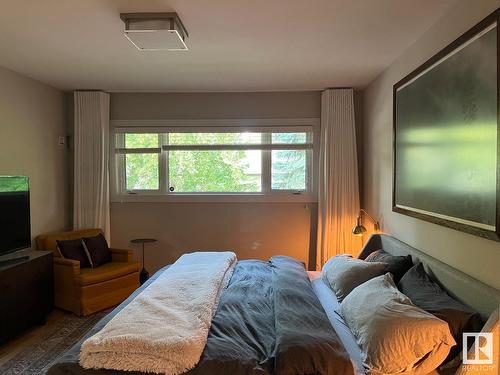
(79, 251, 237, 374)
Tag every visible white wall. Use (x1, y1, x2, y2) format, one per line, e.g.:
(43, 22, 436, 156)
(109, 92, 321, 273)
(0, 66, 69, 243)
(363, 1, 500, 289)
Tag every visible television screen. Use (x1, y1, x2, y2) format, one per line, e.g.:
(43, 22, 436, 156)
(0, 176, 31, 255)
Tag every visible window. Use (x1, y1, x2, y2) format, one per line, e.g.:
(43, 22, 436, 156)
(112, 122, 316, 200)
(166, 132, 263, 193)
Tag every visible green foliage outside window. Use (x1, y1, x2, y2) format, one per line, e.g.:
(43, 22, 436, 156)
(122, 132, 308, 192)
(0, 176, 29, 193)
(272, 150, 306, 190)
(271, 133, 307, 190)
(168, 133, 259, 192)
(126, 154, 159, 190)
(125, 133, 158, 148)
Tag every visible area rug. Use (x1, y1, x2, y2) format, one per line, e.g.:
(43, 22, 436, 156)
(0, 309, 110, 375)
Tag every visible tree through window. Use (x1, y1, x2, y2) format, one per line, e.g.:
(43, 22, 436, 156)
(115, 128, 313, 194)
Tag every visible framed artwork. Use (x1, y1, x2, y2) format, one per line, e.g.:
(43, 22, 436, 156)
(393, 9, 499, 241)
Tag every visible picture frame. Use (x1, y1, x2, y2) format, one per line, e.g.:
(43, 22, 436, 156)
(393, 9, 500, 241)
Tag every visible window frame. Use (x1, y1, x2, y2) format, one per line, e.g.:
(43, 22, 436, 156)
(110, 119, 319, 203)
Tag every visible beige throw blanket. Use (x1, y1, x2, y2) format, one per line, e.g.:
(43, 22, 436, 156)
(79, 251, 237, 374)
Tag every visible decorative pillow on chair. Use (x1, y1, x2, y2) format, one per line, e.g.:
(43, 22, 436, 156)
(321, 254, 386, 301)
(365, 249, 413, 283)
(398, 262, 483, 363)
(341, 273, 456, 375)
(82, 233, 111, 267)
(56, 238, 92, 268)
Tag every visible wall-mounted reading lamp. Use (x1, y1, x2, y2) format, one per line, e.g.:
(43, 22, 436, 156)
(352, 209, 381, 236)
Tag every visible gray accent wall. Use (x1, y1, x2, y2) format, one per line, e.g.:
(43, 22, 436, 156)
(0, 66, 69, 244)
(363, 0, 500, 290)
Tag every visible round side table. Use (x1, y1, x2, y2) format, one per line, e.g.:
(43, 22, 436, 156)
(130, 238, 157, 285)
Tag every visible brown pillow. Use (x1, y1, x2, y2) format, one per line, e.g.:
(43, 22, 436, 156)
(82, 234, 111, 267)
(56, 238, 92, 268)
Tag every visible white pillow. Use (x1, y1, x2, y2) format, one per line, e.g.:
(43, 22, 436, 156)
(341, 274, 456, 375)
(322, 255, 386, 301)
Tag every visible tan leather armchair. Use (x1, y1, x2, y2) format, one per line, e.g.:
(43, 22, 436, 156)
(36, 228, 141, 316)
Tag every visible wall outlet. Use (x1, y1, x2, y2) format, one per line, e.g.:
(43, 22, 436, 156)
(58, 136, 65, 146)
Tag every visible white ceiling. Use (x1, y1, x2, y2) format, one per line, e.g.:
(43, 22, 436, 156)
(0, 0, 459, 92)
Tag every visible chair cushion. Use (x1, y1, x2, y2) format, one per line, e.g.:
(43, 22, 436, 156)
(83, 233, 111, 267)
(75, 261, 141, 286)
(37, 228, 103, 255)
(56, 238, 92, 268)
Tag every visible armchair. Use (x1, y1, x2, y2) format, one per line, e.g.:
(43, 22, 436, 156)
(36, 228, 141, 316)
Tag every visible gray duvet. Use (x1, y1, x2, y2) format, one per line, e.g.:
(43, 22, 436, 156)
(48, 256, 354, 375)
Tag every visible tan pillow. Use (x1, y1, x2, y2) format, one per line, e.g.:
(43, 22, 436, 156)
(322, 255, 386, 301)
(341, 274, 456, 375)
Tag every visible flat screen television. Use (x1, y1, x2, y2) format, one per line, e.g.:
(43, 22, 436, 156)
(0, 176, 31, 255)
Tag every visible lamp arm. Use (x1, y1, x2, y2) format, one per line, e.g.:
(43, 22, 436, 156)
(359, 209, 381, 231)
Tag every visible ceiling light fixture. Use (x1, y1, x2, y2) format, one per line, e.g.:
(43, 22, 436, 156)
(120, 12, 188, 51)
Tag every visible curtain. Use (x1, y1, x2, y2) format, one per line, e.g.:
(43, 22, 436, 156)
(316, 88, 360, 269)
(73, 91, 110, 241)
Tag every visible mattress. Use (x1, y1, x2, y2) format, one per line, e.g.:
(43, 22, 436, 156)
(308, 271, 366, 375)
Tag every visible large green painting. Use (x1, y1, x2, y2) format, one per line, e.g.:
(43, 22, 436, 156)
(394, 13, 499, 240)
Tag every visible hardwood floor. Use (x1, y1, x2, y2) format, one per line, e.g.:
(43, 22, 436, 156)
(0, 309, 67, 367)
(0, 307, 110, 374)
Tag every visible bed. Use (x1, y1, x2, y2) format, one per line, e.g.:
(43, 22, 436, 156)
(47, 234, 500, 375)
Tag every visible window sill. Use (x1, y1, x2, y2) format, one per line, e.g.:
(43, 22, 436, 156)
(110, 193, 317, 203)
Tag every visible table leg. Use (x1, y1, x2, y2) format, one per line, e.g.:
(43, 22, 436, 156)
(140, 243, 149, 285)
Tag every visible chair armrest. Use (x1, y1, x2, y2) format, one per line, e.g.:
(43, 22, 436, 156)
(54, 257, 81, 275)
(53, 257, 81, 292)
(110, 248, 133, 262)
(53, 257, 80, 311)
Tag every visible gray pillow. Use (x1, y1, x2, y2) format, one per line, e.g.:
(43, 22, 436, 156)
(321, 255, 386, 301)
(365, 249, 413, 283)
(341, 274, 456, 375)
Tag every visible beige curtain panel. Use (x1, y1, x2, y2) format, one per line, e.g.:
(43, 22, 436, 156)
(73, 91, 110, 241)
(316, 88, 360, 269)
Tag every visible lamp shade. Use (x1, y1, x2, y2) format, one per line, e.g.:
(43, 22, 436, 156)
(352, 209, 381, 236)
(352, 216, 367, 236)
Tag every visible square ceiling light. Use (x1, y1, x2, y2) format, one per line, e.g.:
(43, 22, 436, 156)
(120, 13, 188, 51)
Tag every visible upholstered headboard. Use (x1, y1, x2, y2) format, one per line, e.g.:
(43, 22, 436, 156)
(358, 234, 500, 321)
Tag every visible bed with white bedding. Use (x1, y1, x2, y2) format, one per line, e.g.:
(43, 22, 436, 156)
(47, 234, 500, 375)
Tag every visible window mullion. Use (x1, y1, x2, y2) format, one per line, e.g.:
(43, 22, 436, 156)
(117, 133, 126, 194)
(306, 132, 313, 192)
(262, 133, 271, 194)
(160, 133, 168, 194)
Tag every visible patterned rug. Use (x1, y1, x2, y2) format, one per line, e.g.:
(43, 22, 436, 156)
(0, 309, 110, 375)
